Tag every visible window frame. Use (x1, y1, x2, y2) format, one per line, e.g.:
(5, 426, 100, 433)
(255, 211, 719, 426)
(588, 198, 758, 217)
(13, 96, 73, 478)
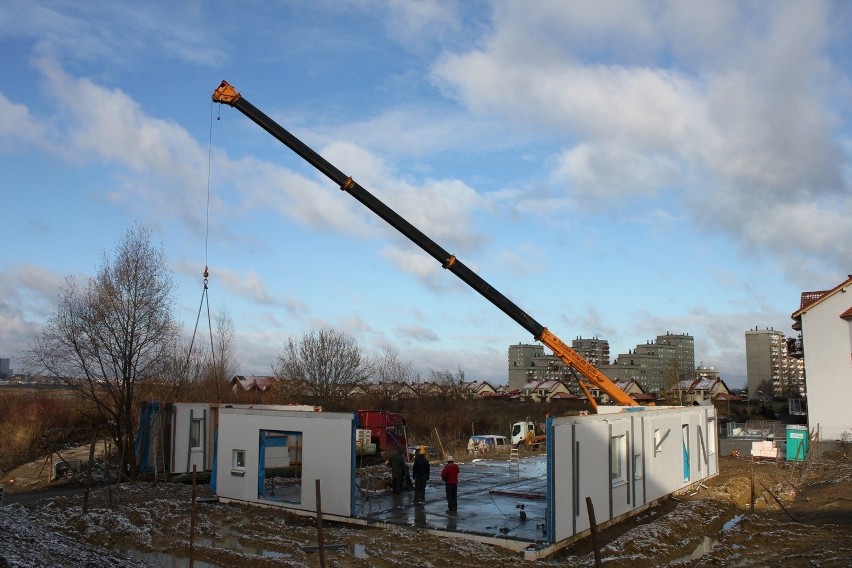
(610, 434, 628, 487)
(231, 449, 246, 476)
(190, 418, 202, 450)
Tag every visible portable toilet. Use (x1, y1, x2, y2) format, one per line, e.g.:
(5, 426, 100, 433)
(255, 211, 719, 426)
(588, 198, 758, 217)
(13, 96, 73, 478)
(786, 425, 808, 461)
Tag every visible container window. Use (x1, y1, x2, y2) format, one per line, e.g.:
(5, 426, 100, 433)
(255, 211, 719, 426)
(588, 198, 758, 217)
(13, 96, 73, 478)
(610, 434, 627, 486)
(190, 418, 202, 449)
(232, 449, 245, 475)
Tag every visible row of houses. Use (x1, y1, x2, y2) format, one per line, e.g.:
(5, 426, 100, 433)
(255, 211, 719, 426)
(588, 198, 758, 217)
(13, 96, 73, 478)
(229, 374, 738, 406)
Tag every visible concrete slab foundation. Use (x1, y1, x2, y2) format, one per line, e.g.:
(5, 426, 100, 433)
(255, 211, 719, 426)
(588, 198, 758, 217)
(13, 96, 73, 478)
(356, 454, 548, 547)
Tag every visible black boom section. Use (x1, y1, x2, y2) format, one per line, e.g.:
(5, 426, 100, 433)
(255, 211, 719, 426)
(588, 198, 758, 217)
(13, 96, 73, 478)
(230, 94, 546, 339)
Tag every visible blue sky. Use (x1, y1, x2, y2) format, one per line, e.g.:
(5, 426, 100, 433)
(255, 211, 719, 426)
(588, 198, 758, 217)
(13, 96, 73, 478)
(2, 1, 851, 389)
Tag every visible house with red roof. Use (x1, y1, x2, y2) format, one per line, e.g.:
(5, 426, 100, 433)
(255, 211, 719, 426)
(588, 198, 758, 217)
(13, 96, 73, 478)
(791, 275, 852, 441)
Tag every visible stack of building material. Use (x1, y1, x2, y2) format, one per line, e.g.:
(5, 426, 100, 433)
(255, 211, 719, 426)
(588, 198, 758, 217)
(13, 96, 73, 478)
(750, 440, 778, 459)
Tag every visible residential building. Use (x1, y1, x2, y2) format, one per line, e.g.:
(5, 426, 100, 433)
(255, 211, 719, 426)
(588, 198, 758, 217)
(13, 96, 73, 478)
(587, 379, 652, 405)
(745, 327, 804, 400)
(415, 381, 446, 398)
(507, 343, 581, 394)
(509, 333, 694, 397)
(668, 377, 732, 405)
(462, 380, 498, 398)
(367, 381, 418, 400)
(507, 338, 610, 394)
(791, 275, 852, 441)
(695, 366, 720, 381)
(571, 336, 610, 367)
(602, 333, 695, 395)
(507, 343, 544, 391)
(230, 375, 277, 393)
(519, 379, 572, 403)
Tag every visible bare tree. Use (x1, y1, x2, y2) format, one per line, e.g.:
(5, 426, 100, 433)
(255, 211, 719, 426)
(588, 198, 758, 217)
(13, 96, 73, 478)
(200, 309, 240, 401)
(26, 226, 178, 478)
(272, 329, 371, 409)
(430, 366, 467, 398)
(662, 357, 684, 405)
(166, 308, 241, 403)
(371, 343, 420, 384)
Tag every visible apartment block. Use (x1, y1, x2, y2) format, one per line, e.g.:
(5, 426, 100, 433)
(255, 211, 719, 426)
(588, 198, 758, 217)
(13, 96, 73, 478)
(745, 327, 804, 400)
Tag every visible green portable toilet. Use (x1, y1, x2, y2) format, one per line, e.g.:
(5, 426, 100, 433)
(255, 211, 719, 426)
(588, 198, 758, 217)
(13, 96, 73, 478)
(786, 425, 808, 461)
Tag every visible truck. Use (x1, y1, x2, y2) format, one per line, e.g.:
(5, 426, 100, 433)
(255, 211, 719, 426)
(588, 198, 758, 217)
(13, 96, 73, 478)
(356, 410, 408, 456)
(510, 420, 546, 447)
(212, 81, 639, 413)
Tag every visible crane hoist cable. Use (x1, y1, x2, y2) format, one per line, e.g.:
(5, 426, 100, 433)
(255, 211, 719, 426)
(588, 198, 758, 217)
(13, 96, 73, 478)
(184, 102, 220, 400)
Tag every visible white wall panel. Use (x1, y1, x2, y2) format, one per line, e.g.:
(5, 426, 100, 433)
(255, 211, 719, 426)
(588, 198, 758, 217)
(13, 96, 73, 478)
(215, 408, 354, 516)
(170, 403, 210, 474)
(549, 406, 718, 543)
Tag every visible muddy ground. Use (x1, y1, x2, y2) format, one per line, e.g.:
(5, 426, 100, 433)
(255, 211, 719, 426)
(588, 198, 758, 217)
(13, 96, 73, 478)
(1, 446, 850, 567)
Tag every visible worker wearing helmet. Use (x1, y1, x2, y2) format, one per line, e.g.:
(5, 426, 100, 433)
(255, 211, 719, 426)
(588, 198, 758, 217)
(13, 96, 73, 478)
(440, 455, 459, 513)
(412, 445, 430, 505)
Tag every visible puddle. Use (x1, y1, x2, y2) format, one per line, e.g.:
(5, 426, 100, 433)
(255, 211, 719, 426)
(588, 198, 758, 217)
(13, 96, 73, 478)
(118, 548, 218, 568)
(114, 527, 294, 567)
(197, 535, 292, 558)
(351, 543, 369, 558)
(116, 540, 293, 567)
(680, 536, 718, 561)
(723, 514, 744, 531)
(674, 515, 743, 562)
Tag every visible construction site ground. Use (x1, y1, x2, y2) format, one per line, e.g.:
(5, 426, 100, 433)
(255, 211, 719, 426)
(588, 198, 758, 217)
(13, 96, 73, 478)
(1, 443, 851, 567)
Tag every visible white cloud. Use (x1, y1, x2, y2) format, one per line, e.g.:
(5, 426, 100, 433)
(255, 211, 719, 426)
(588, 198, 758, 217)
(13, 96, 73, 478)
(0, 264, 66, 359)
(382, 0, 463, 50)
(320, 140, 490, 251)
(396, 323, 439, 342)
(551, 142, 680, 206)
(430, 2, 852, 278)
(5, 60, 492, 285)
(0, 92, 50, 150)
(2, 0, 222, 67)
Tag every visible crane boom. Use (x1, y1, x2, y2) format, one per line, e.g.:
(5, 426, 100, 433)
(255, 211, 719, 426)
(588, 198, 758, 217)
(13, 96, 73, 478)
(212, 80, 638, 408)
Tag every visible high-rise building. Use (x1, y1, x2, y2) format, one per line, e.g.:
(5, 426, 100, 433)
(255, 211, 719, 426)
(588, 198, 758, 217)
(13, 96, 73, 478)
(507, 343, 544, 391)
(507, 339, 611, 393)
(507, 333, 693, 396)
(571, 336, 610, 367)
(602, 333, 695, 395)
(745, 327, 805, 400)
(0, 358, 10, 377)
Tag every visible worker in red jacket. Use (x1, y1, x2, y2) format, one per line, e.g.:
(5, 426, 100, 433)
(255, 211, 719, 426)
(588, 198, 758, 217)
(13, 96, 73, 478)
(440, 455, 459, 513)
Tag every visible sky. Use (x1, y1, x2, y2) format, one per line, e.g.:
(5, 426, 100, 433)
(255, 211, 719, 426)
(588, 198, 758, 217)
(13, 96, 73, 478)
(1, 1, 850, 389)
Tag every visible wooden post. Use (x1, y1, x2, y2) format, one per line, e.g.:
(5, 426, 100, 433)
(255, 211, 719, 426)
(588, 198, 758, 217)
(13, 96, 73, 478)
(749, 457, 755, 515)
(190, 465, 197, 568)
(315, 479, 326, 568)
(758, 480, 797, 522)
(116, 440, 128, 484)
(434, 428, 446, 459)
(586, 497, 602, 568)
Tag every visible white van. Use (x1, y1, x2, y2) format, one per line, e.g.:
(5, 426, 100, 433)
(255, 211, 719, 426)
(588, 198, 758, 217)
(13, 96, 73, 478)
(467, 434, 509, 455)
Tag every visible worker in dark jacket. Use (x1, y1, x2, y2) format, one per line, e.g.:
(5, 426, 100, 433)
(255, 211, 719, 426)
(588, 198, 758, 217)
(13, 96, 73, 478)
(440, 455, 459, 513)
(387, 447, 407, 494)
(412, 446, 430, 504)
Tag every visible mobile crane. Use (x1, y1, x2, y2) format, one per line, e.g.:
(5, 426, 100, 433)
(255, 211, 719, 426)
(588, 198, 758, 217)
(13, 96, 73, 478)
(212, 81, 638, 411)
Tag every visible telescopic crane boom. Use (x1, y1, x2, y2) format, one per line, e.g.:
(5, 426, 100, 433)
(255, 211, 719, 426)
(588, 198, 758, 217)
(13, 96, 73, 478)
(212, 80, 638, 409)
